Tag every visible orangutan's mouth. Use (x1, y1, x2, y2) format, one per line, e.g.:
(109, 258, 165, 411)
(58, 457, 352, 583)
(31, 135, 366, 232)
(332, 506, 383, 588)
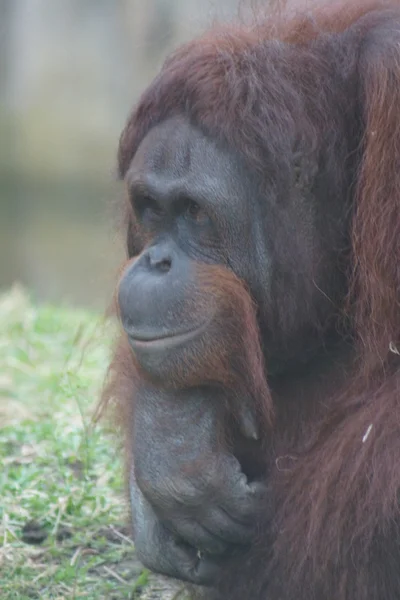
(128, 322, 210, 351)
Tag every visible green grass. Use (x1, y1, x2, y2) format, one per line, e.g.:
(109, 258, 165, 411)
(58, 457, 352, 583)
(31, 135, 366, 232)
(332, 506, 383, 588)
(0, 285, 149, 599)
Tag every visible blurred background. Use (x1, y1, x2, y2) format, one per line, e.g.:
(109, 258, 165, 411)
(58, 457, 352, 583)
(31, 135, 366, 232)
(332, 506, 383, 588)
(0, 0, 242, 309)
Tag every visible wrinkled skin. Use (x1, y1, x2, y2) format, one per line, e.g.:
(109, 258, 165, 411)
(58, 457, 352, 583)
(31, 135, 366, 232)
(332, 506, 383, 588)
(117, 116, 349, 584)
(130, 385, 267, 584)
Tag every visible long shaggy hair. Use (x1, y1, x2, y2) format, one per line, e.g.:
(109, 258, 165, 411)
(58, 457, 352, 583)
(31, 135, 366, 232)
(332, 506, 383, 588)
(100, 1, 400, 598)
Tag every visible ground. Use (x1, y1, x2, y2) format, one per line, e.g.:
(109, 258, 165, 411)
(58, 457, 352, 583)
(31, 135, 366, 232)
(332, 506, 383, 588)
(0, 285, 190, 600)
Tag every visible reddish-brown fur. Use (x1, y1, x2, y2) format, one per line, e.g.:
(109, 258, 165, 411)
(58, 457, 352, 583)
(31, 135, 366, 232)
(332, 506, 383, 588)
(100, 1, 400, 598)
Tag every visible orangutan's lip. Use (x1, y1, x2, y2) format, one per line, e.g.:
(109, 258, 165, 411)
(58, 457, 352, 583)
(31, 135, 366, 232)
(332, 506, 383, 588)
(128, 322, 209, 350)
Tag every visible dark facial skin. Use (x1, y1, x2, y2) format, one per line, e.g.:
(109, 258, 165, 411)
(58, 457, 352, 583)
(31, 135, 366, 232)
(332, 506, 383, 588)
(117, 116, 349, 584)
(118, 117, 260, 374)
